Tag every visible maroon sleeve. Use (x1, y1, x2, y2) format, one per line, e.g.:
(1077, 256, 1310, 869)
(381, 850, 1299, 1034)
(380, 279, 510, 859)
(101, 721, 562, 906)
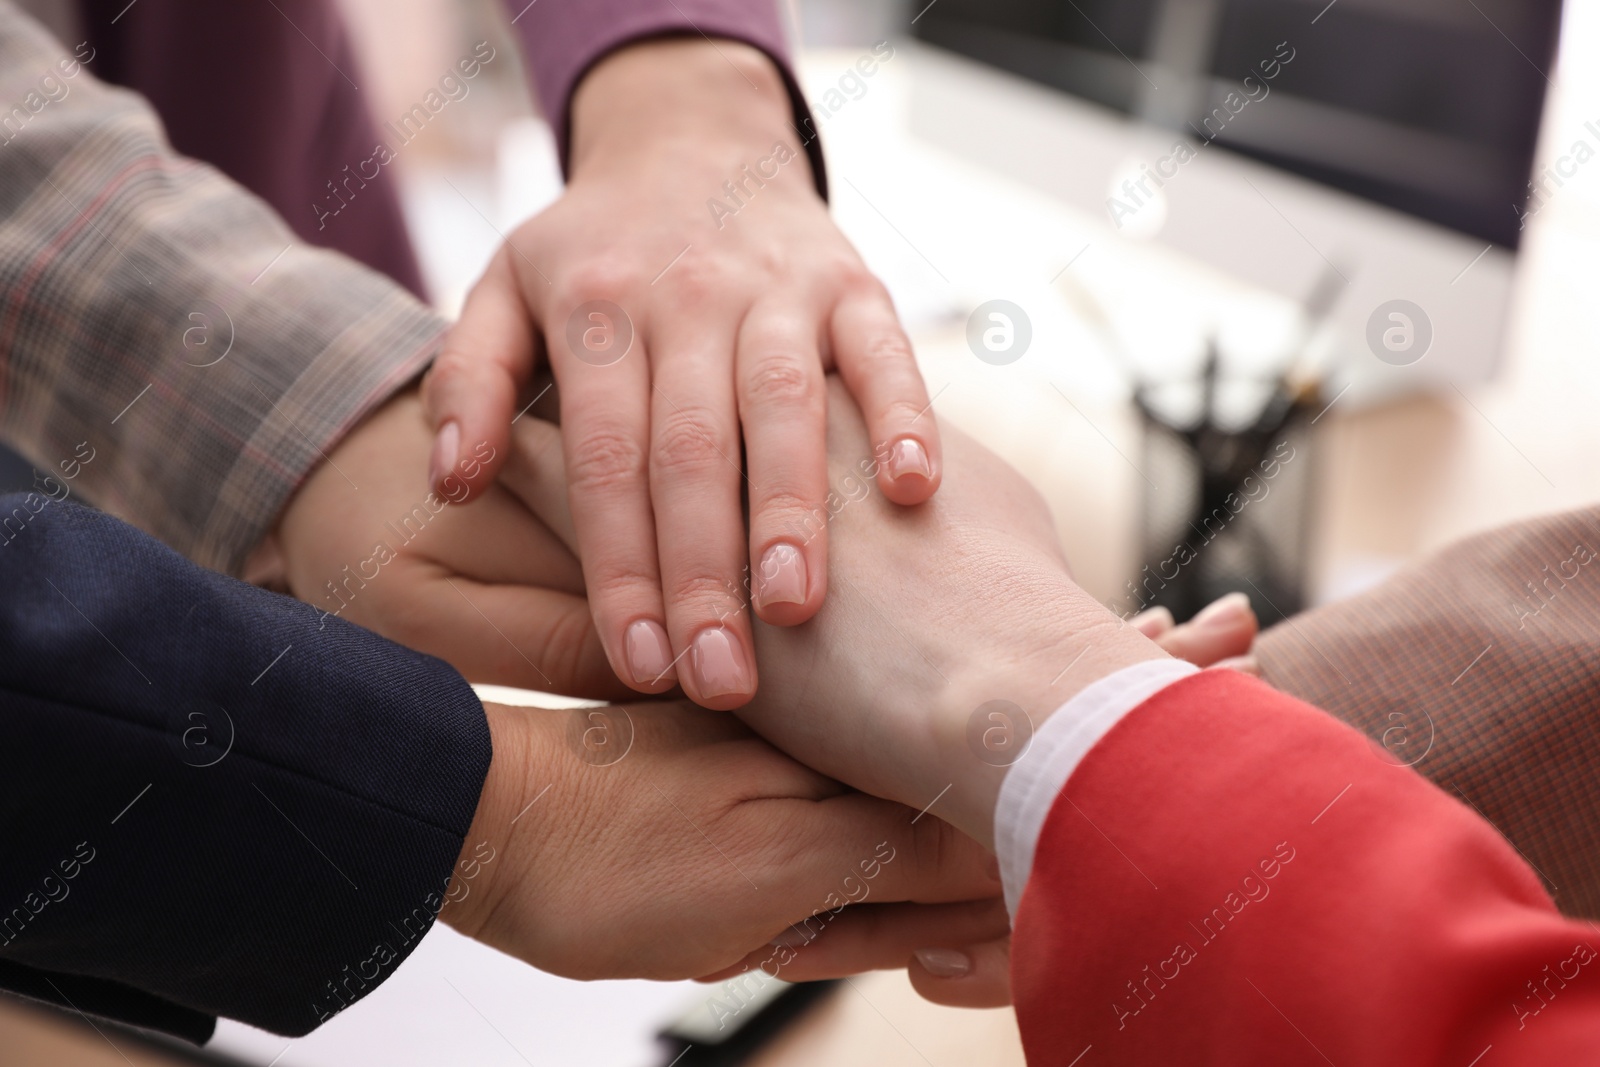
(79, 0, 426, 298)
(502, 0, 827, 197)
(1012, 670, 1600, 1064)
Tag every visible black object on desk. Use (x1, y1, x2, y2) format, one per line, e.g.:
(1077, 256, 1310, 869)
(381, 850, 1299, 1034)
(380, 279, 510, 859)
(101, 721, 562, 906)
(1131, 347, 1320, 624)
(655, 979, 840, 1067)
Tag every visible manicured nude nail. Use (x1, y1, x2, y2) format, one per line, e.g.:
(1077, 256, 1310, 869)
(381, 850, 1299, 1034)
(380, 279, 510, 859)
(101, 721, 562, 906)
(887, 437, 932, 482)
(624, 619, 673, 685)
(914, 948, 971, 979)
(755, 542, 807, 608)
(1194, 591, 1252, 631)
(428, 420, 460, 490)
(690, 626, 751, 700)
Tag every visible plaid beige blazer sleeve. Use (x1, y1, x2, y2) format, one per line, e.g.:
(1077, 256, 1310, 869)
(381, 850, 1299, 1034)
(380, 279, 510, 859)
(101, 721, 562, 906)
(0, 3, 447, 575)
(1254, 505, 1600, 918)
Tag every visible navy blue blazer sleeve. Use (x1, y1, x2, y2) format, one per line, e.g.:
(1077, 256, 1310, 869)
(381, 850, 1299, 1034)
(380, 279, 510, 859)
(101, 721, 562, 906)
(0, 493, 492, 1041)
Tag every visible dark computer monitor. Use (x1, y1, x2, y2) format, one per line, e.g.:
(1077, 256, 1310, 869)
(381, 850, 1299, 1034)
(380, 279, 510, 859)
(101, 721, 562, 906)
(913, 0, 1562, 248)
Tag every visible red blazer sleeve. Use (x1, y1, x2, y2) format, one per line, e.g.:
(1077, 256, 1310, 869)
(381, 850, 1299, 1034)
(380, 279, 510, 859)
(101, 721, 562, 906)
(1012, 670, 1600, 1065)
(503, 0, 827, 196)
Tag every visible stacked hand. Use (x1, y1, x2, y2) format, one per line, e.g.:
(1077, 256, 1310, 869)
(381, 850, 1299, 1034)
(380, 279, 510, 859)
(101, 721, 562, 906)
(494, 377, 1258, 1000)
(258, 386, 1005, 987)
(419, 39, 943, 709)
(252, 36, 1260, 1015)
(260, 369, 1257, 1003)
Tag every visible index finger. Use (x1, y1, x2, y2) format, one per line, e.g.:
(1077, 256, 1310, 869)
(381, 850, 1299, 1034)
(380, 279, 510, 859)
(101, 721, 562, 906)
(548, 287, 677, 695)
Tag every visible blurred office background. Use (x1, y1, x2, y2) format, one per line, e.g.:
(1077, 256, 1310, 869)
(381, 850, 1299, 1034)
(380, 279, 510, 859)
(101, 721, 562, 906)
(6, 0, 1600, 1063)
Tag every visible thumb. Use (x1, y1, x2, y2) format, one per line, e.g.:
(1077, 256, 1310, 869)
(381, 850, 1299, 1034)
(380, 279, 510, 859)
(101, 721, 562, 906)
(422, 246, 539, 503)
(1150, 592, 1258, 668)
(909, 935, 1012, 1008)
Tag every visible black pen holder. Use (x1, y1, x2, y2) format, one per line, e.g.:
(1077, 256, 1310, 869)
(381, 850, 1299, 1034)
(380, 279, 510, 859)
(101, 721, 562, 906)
(1127, 384, 1319, 625)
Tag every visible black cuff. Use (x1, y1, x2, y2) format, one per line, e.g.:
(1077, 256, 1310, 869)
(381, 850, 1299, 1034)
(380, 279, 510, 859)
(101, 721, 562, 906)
(0, 497, 491, 1038)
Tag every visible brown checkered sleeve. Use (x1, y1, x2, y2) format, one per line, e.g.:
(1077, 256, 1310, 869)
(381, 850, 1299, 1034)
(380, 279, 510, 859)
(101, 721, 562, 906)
(0, 3, 447, 575)
(1254, 505, 1600, 918)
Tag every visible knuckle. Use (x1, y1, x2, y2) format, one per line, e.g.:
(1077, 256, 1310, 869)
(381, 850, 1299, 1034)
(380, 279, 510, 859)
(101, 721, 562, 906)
(908, 810, 953, 882)
(585, 559, 659, 607)
(751, 244, 791, 277)
(566, 425, 646, 494)
(877, 396, 929, 428)
(741, 355, 820, 412)
(665, 571, 745, 618)
(831, 259, 881, 293)
(652, 407, 733, 477)
(665, 255, 729, 306)
(424, 349, 477, 394)
(749, 807, 830, 874)
(858, 331, 917, 371)
(428, 347, 472, 376)
(755, 489, 824, 532)
(556, 257, 640, 307)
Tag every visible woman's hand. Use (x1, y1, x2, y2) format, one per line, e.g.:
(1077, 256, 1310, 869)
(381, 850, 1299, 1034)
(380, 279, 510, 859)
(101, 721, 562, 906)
(1132, 595, 1260, 673)
(257, 388, 626, 699)
(420, 39, 941, 710)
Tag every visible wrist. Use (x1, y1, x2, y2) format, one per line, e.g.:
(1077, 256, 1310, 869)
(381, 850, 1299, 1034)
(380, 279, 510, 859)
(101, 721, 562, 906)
(570, 38, 807, 187)
(439, 702, 529, 941)
(932, 587, 1165, 849)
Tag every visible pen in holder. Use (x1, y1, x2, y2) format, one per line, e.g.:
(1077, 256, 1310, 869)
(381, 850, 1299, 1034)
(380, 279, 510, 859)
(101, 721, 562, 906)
(1129, 347, 1320, 625)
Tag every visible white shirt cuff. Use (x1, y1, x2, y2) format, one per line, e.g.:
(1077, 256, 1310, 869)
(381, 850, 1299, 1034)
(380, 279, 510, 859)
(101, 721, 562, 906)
(993, 658, 1200, 918)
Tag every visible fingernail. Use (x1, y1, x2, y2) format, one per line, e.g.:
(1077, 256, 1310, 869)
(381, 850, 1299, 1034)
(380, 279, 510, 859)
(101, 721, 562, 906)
(429, 420, 460, 489)
(914, 948, 971, 979)
(690, 626, 752, 700)
(887, 437, 932, 483)
(770, 926, 816, 948)
(1194, 591, 1252, 631)
(755, 542, 807, 608)
(624, 619, 673, 686)
(1216, 655, 1263, 678)
(1130, 606, 1174, 637)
